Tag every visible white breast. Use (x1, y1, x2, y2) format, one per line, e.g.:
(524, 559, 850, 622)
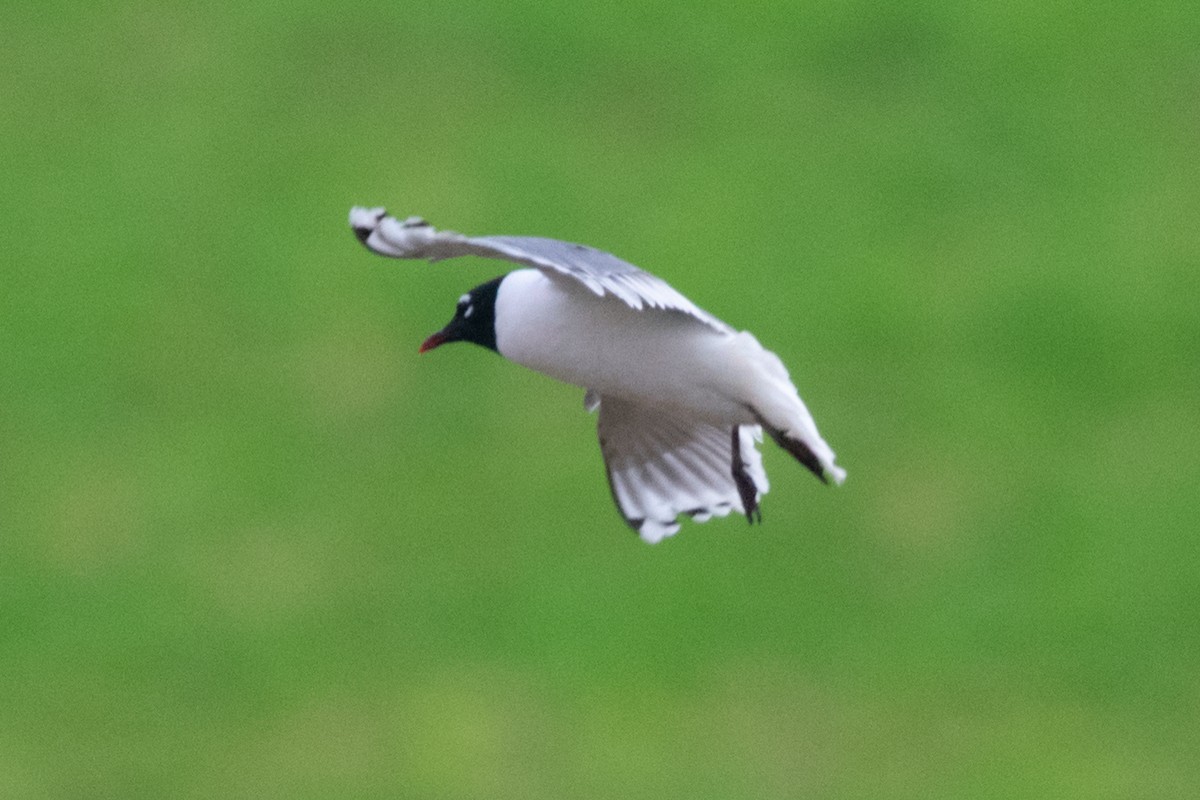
(494, 269, 768, 424)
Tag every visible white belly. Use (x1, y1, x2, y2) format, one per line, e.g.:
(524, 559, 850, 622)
(494, 269, 767, 424)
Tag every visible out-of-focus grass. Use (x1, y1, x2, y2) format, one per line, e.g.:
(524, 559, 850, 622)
(2, 1, 1198, 797)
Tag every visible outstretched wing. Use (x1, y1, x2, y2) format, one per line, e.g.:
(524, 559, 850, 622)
(349, 207, 731, 334)
(594, 394, 769, 544)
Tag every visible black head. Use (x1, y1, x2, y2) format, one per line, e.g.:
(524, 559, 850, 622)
(419, 275, 504, 354)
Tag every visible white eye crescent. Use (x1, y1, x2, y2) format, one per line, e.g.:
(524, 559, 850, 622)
(464, 304, 475, 318)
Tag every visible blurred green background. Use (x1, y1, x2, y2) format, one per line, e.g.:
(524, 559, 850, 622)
(3, 1, 1198, 797)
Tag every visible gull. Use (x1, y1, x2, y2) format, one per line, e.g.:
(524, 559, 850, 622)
(349, 207, 845, 543)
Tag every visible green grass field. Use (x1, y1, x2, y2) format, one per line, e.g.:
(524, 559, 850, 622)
(3, 1, 1198, 797)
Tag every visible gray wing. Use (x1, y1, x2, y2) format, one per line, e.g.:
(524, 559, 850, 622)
(350, 207, 731, 334)
(594, 394, 769, 544)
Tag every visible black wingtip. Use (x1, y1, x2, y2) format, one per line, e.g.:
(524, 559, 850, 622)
(349, 207, 388, 246)
(759, 424, 828, 484)
(731, 427, 763, 525)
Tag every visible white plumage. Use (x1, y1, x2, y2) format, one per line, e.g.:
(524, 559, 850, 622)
(349, 207, 845, 543)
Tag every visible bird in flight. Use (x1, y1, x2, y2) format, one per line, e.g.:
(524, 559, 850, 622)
(349, 207, 845, 543)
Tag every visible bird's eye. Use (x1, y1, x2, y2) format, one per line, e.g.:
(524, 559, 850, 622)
(463, 304, 475, 318)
